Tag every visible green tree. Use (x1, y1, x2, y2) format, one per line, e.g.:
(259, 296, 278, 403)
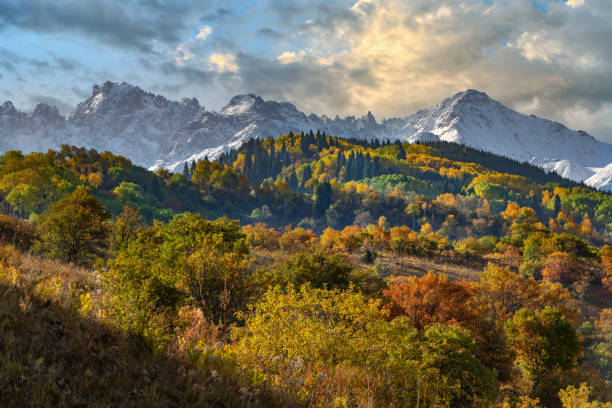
(38, 187, 110, 265)
(395, 140, 407, 160)
(421, 323, 498, 406)
(102, 213, 248, 345)
(267, 250, 353, 289)
(505, 307, 580, 383)
(180, 247, 249, 327)
(109, 206, 142, 254)
(249, 204, 272, 221)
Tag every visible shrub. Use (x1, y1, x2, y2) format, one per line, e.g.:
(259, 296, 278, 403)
(0, 214, 37, 250)
(37, 187, 110, 265)
(268, 250, 353, 290)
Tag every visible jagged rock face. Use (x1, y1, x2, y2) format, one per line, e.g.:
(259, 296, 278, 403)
(2, 82, 612, 189)
(66, 81, 202, 165)
(0, 81, 202, 166)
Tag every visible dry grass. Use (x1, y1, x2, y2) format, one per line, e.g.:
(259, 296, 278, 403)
(355, 251, 482, 282)
(252, 247, 483, 283)
(0, 245, 300, 408)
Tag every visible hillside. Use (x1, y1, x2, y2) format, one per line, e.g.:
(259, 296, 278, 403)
(0, 246, 296, 407)
(1, 133, 612, 406)
(1, 134, 611, 242)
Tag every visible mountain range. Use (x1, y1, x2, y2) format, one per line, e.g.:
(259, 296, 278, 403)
(2, 81, 612, 190)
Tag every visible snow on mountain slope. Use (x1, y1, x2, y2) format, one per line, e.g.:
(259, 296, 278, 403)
(542, 160, 595, 182)
(158, 94, 315, 171)
(586, 164, 612, 191)
(390, 90, 612, 168)
(2, 82, 612, 188)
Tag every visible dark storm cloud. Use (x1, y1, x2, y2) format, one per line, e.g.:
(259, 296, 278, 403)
(1, 48, 87, 78)
(0, 60, 16, 72)
(234, 53, 365, 115)
(0, 0, 212, 53)
(267, 2, 305, 22)
(138, 58, 155, 71)
(54, 57, 76, 71)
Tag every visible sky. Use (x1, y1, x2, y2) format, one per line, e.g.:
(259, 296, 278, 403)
(1, 0, 612, 141)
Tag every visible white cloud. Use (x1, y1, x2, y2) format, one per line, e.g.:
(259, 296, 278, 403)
(277, 50, 307, 64)
(513, 31, 564, 63)
(566, 0, 585, 7)
(208, 53, 238, 72)
(196, 25, 212, 41)
(173, 44, 195, 66)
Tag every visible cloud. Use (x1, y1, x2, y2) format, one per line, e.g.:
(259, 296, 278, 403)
(208, 53, 238, 72)
(196, 25, 212, 40)
(222, 0, 612, 141)
(172, 44, 195, 66)
(0, 47, 69, 73)
(0, 0, 211, 52)
(256, 27, 282, 39)
(277, 51, 307, 64)
(200, 7, 233, 22)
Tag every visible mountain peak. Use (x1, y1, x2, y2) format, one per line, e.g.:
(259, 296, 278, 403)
(451, 89, 493, 104)
(221, 94, 267, 115)
(364, 110, 376, 123)
(0, 101, 17, 115)
(32, 103, 63, 122)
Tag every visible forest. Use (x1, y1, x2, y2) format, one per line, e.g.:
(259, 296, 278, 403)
(1, 132, 612, 407)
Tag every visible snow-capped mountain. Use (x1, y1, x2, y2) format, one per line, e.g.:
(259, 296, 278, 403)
(0, 81, 203, 165)
(388, 90, 612, 169)
(156, 94, 385, 170)
(2, 82, 612, 189)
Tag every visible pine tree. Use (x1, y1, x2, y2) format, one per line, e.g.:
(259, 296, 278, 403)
(314, 181, 333, 217)
(553, 194, 561, 216)
(288, 171, 298, 192)
(302, 165, 312, 190)
(336, 152, 345, 176)
(183, 162, 190, 179)
(395, 140, 406, 160)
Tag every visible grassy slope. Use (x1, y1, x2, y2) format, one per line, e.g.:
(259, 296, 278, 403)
(0, 247, 296, 408)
